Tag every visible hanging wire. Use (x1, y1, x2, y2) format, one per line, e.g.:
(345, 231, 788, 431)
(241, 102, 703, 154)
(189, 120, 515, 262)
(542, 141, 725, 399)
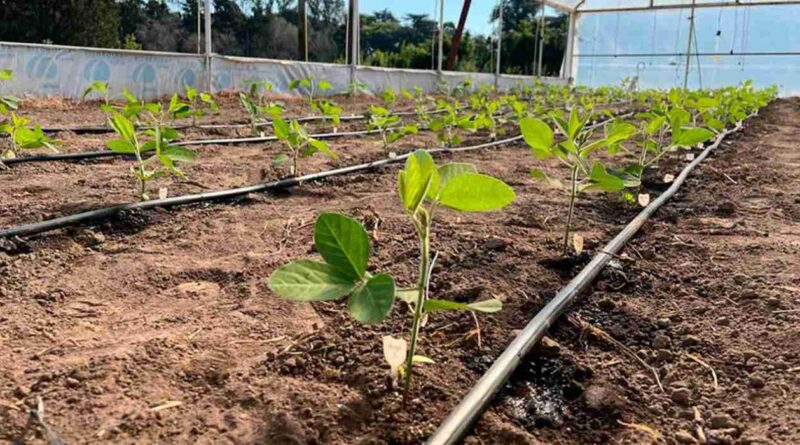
(673, 8, 684, 84)
(740, 4, 752, 71)
(431, 0, 439, 70)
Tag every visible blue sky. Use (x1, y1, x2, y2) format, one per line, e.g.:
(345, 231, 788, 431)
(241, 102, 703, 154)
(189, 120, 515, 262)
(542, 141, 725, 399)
(361, 0, 497, 36)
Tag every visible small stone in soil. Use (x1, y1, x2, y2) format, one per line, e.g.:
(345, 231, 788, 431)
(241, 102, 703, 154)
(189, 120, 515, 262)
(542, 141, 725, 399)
(682, 335, 702, 347)
(653, 333, 672, 349)
(670, 387, 692, 405)
(675, 430, 698, 444)
(709, 413, 737, 429)
(748, 375, 766, 389)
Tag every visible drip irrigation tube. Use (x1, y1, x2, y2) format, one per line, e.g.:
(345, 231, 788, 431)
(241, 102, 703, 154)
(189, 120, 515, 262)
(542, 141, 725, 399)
(425, 116, 752, 445)
(0, 137, 523, 240)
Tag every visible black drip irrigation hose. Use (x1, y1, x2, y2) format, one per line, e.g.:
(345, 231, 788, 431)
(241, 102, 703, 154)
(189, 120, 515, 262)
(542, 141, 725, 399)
(425, 115, 754, 445)
(0, 137, 523, 239)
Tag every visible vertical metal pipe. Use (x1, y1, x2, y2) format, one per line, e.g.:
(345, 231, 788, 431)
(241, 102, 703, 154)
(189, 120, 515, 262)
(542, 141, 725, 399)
(537, 0, 546, 76)
(437, 0, 445, 76)
(349, 0, 359, 86)
(495, 0, 504, 87)
(683, 0, 697, 89)
(204, 0, 212, 92)
(196, 0, 202, 54)
(564, 11, 576, 83)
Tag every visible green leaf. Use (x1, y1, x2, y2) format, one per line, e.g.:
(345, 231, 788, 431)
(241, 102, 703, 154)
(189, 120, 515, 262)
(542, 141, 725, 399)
(308, 138, 337, 158)
(107, 139, 136, 154)
(395, 288, 419, 306)
(437, 163, 477, 191)
(273, 118, 290, 140)
(162, 146, 197, 163)
(318, 80, 333, 91)
(438, 173, 515, 212)
(423, 298, 502, 314)
(314, 213, 370, 280)
(269, 260, 356, 301)
(397, 150, 439, 212)
(674, 127, 714, 148)
(605, 121, 637, 145)
(583, 162, 625, 192)
(0, 69, 12, 80)
(347, 274, 395, 324)
(108, 112, 135, 144)
(519, 117, 553, 159)
(273, 153, 289, 167)
(530, 168, 563, 189)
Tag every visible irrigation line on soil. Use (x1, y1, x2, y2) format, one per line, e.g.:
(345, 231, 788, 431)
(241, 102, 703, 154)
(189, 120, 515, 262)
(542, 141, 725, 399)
(0, 112, 629, 239)
(425, 116, 753, 445)
(0, 137, 524, 239)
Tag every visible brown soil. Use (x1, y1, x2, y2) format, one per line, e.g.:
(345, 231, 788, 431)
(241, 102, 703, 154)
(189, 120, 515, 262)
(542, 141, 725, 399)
(0, 97, 798, 445)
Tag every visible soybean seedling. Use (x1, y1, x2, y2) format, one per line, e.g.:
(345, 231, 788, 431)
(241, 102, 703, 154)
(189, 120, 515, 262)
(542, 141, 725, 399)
(272, 118, 337, 176)
(0, 69, 20, 115)
(312, 99, 343, 133)
(289, 75, 332, 112)
(520, 109, 637, 255)
(394, 150, 514, 401)
(403, 87, 433, 127)
(0, 113, 60, 161)
(82, 81, 110, 107)
(472, 96, 505, 141)
(269, 149, 514, 402)
(183, 85, 218, 127)
(240, 81, 284, 135)
(106, 102, 197, 201)
(429, 100, 476, 148)
(381, 87, 398, 107)
(366, 105, 418, 154)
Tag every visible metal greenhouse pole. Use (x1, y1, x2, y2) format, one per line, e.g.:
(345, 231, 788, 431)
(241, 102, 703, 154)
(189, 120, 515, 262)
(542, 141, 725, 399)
(204, 0, 212, 92)
(349, 0, 360, 86)
(495, 0, 504, 89)
(563, 10, 576, 82)
(437, 0, 445, 77)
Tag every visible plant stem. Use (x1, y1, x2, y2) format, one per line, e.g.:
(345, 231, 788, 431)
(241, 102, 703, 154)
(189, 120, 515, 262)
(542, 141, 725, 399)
(563, 165, 579, 256)
(403, 217, 430, 405)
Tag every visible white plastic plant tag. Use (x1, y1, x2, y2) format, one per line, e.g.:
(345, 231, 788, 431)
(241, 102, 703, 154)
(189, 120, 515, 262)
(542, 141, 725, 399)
(572, 233, 584, 255)
(158, 187, 168, 200)
(382, 336, 407, 386)
(663, 174, 675, 184)
(638, 193, 651, 207)
(685, 153, 695, 161)
(388, 151, 397, 159)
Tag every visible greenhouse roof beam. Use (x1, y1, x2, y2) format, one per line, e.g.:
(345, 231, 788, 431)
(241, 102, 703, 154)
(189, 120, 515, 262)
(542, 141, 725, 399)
(569, 1, 800, 14)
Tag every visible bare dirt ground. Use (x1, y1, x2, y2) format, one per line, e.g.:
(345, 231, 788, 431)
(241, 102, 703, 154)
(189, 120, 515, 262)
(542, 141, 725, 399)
(0, 97, 797, 444)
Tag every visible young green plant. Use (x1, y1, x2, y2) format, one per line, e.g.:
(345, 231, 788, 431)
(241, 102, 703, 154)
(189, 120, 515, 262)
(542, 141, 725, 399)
(239, 81, 284, 135)
(82, 81, 110, 106)
(0, 113, 60, 161)
(268, 150, 514, 401)
(272, 118, 337, 176)
(289, 75, 332, 111)
(429, 100, 476, 148)
(183, 85, 219, 127)
(0, 69, 20, 115)
(520, 109, 637, 255)
(366, 105, 418, 154)
(106, 102, 197, 201)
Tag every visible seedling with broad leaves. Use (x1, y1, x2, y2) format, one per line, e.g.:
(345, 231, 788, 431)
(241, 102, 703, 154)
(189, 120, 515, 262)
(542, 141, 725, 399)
(268, 149, 514, 402)
(429, 100, 476, 148)
(0, 113, 60, 161)
(0, 69, 20, 115)
(311, 99, 342, 133)
(520, 109, 638, 255)
(366, 105, 418, 154)
(402, 87, 433, 127)
(83, 81, 111, 107)
(239, 81, 284, 135)
(182, 85, 218, 126)
(272, 118, 337, 176)
(106, 101, 197, 201)
(289, 75, 332, 111)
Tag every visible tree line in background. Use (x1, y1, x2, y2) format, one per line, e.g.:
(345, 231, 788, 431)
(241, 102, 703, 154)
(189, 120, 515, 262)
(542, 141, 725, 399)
(0, 0, 567, 76)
